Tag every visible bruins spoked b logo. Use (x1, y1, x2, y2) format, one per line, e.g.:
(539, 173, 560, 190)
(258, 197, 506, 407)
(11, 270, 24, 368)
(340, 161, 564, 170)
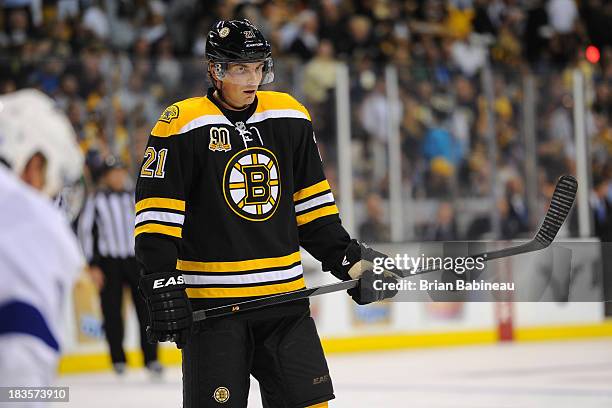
(223, 147, 280, 221)
(213, 386, 230, 403)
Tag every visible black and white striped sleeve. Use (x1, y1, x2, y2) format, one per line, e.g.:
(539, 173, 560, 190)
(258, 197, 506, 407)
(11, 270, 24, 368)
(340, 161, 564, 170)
(76, 195, 100, 265)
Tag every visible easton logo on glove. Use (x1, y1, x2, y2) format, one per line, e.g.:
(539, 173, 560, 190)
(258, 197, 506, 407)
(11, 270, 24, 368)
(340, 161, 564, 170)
(139, 271, 192, 349)
(153, 275, 185, 289)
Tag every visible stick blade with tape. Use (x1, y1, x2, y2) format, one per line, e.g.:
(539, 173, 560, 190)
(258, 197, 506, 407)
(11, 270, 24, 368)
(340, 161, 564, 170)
(535, 175, 578, 247)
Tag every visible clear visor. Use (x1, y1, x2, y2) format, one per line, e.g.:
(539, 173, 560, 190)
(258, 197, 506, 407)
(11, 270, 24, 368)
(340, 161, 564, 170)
(53, 176, 86, 223)
(211, 58, 274, 86)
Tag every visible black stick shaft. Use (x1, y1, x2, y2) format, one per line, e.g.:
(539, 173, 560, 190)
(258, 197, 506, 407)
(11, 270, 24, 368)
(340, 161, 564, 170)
(193, 240, 542, 321)
(193, 280, 358, 321)
(193, 175, 576, 322)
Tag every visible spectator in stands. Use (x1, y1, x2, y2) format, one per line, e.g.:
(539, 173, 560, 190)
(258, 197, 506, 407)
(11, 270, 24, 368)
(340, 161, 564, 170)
(1, 7, 33, 49)
(82, 1, 110, 41)
(342, 15, 380, 61)
(428, 157, 456, 197)
(360, 78, 402, 182)
(547, 0, 578, 34)
(449, 76, 476, 160)
(466, 188, 530, 241)
(422, 105, 463, 169)
(54, 73, 80, 110)
(140, 1, 167, 46)
(400, 94, 425, 165)
(155, 36, 182, 91)
(280, 10, 319, 61)
(303, 40, 337, 104)
(590, 171, 612, 316)
(450, 33, 488, 77)
(591, 105, 611, 165)
(523, 0, 550, 67)
(359, 193, 391, 243)
(426, 201, 460, 241)
(592, 172, 612, 240)
(303, 40, 337, 146)
(580, 0, 612, 51)
(547, 0, 580, 67)
(317, 0, 343, 42)
(502, 176, 530, 238)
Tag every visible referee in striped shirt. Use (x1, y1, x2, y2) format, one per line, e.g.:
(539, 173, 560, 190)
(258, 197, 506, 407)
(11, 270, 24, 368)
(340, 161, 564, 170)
(78, 156, 161, 376)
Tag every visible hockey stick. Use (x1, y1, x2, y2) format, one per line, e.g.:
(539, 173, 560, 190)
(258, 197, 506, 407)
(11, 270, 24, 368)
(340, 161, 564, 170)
(193, 175, 577, 322)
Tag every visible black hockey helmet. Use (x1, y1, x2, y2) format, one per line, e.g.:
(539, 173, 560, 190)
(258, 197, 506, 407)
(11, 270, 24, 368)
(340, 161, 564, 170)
(205, 19, 274, 85)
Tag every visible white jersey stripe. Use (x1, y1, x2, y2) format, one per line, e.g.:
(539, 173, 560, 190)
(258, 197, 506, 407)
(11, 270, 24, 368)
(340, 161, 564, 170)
(122, 193, 135, 254)
(76, 197, 96, 261)
(95, 195, 117, 257)
(247, 109, 309, 124)
(175, 109, 309, 135)
(135, 211, 185, 226)
(178, 115, 231, 135)
(295, 192, 335, 213)
(108, 194, 128, 258)
(182, 264, 303, 286)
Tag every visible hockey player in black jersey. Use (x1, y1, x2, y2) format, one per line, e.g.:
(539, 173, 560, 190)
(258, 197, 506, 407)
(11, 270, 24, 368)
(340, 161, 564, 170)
(136, 19, 397, 408)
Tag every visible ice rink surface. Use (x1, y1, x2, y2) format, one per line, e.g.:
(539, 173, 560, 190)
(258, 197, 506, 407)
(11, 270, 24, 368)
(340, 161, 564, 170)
(53, 339, 612, 408)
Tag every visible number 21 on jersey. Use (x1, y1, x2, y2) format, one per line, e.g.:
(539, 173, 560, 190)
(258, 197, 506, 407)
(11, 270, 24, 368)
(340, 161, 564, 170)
(140, 147, 168, 178)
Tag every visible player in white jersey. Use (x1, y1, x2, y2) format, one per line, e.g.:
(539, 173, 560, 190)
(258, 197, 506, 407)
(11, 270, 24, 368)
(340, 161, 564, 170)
(0, 89, 84, 399)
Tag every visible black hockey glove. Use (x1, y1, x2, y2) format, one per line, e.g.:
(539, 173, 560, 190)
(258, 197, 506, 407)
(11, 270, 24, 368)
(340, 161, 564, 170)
(139, 272, 192, 349)
(349, 269, 399, 305)
(324, 239, 399, 305)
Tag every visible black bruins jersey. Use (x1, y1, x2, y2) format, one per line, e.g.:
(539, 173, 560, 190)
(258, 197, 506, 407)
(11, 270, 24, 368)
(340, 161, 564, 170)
(135, 89, 352, 310)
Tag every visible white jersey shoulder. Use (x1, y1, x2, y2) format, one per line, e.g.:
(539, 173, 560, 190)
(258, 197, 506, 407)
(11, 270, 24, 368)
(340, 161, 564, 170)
(0, 166, 84, 350)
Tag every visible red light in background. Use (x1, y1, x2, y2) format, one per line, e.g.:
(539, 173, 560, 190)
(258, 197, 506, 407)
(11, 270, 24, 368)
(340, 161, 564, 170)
(586, 45, 600, 64)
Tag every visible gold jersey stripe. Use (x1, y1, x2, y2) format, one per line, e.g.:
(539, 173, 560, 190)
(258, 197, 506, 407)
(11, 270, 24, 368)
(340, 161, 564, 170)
(255, 91, 311, 120)
(185, 277, 306, 298)
(177, 251, 301, 273)
(296, 205, 339, 226)
(136, 197, 185, 213)
(293, 180, 330, 202)
(135, 223, 182, 238)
